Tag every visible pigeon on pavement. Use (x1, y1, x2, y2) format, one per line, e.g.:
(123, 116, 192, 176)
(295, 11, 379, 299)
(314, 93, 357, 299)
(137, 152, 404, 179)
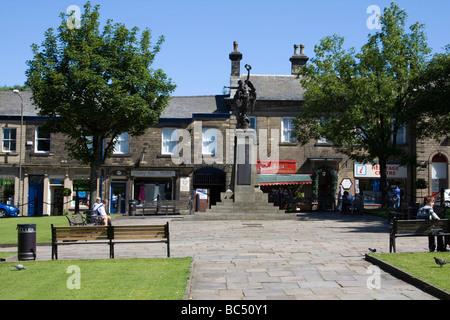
(12, 264, 26, 270)
(368, 248, 377, 253)
(434, 257, 449, 267)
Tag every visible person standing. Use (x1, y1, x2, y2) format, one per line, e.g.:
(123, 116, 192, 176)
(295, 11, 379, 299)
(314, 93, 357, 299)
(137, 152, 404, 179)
(336, 184, 344, 212)
(393, 186, 401, 209)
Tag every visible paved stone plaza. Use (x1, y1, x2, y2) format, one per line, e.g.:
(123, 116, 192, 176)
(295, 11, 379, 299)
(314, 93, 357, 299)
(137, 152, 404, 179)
(18, 211, 440, 300)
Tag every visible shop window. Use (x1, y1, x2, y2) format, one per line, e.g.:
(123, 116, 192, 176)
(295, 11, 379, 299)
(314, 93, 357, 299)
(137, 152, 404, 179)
(35, 126, 50, 153)
(0, 177, 15, 204)
(135, 178, 172, 202)
(73, 179, 90, 207)
(431, 153, 448, 193)
(2, 128, 16, 152)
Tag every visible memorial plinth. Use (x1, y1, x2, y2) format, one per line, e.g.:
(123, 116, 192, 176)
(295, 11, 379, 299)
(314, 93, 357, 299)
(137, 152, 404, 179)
(197, 129, 286, 220)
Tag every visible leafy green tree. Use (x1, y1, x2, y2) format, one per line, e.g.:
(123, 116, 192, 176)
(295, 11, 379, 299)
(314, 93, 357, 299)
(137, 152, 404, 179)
(294, 2, 431, 207)
(26, 2, 176, 207)
(413, 45, 450, 140)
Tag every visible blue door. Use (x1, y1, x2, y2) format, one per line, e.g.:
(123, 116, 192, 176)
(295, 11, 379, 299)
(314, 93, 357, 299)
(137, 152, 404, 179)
(110, 182, 126, 214)
(28, 175, 44, 216)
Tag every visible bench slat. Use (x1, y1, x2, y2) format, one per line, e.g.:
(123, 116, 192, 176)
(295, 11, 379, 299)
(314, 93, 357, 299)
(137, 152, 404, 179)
(51, 223, 170, 259)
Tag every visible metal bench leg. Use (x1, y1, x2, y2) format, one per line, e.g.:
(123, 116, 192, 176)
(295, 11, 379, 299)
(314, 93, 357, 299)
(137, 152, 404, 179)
(52, 244, 58, 260)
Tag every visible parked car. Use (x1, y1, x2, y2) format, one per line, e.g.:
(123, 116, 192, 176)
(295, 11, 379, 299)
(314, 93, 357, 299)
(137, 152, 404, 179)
(0, 203, 19, 218)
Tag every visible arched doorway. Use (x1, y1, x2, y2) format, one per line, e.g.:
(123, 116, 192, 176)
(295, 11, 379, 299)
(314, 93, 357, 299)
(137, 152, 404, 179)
(193, 167, 226, 211)
(313, 166, 338, 210)
(431, 153, 448, 199)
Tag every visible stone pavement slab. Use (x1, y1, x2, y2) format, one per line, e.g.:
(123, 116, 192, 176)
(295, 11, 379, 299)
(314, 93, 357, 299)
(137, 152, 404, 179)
(24, 212, 441, 300)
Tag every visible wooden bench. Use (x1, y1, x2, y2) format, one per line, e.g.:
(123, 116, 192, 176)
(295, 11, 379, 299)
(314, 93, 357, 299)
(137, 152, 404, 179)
(51, 223, 170, 259)
(139, 200, 191, 215)
(389, 219, 450, 253)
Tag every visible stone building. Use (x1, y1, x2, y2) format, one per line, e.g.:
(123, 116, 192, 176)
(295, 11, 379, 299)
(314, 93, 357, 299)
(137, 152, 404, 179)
(0, 42, 448, 216)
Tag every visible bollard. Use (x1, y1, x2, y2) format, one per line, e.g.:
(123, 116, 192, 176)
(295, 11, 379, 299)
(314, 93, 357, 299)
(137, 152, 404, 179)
(17, 224, 36, 261)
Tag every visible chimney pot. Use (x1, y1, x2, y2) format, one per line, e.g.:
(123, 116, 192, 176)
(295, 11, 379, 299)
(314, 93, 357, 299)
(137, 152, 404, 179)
(233, 41, 239, 52)
(289, 43, 308, 75)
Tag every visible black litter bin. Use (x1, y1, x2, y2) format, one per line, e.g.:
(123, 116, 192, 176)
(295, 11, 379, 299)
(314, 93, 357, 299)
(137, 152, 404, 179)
(17, 224, 36, 261)
(129, 200, 138, 216)
(85, 210, 98, 224)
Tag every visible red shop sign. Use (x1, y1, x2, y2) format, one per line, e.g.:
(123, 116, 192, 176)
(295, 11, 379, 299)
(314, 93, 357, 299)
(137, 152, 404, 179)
(257, 160, 296, 174)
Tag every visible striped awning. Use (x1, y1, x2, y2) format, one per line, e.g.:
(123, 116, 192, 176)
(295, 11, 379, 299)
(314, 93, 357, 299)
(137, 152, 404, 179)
(257, 174, 312, 186)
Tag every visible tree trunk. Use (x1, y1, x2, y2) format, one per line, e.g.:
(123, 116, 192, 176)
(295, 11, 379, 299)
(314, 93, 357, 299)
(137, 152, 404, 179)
(379, 157, 388, 208)
(89, 162, 100, 210)
(89, 136, 103, 209)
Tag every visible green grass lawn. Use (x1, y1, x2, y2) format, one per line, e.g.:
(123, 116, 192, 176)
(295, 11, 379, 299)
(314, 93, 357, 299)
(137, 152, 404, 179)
(0, 215, 116, 244)
(369, 252, 450, 293)
(0, 257, 192, 300)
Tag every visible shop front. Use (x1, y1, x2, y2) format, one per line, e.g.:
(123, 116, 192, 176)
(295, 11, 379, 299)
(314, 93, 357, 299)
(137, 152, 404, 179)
(256, 160, 312, 210)
(131, 171, 175, 205)
(0, 172, 15, 205)
(354, 163, 407, 207)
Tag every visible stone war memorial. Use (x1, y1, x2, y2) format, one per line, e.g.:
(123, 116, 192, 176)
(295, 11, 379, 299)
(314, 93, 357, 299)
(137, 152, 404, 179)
(196, 62, 286, 220)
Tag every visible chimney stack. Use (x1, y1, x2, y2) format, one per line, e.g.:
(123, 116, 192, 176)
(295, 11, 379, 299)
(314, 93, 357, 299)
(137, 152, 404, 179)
(229, 41, 243, 97)
(229, 41, 243, 76)
(290, 44, 309, 75)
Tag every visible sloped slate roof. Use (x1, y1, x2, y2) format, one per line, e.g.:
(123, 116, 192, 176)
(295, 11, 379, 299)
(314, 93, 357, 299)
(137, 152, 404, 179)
(161, 95, 229, 118)
(241, 74, 305, 101)
(0, 91, 37, 117)
(0, 92, 229, 119)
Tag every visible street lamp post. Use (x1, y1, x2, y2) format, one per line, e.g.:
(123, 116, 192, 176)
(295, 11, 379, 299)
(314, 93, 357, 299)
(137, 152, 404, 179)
(13, 90, 24, 216)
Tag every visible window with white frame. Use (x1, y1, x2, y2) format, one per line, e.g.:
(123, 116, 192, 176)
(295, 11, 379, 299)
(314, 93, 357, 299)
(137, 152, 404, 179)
(317, 118, 330, 144)
(113, 132, 129, 154)
(161, 128, 178, 155)
(281, 118, 296, 143)
(392, 123, 406, 145)
(202, 128, 218, 156)
(2, 128, 16, 152)
(35, 126, 50, 153)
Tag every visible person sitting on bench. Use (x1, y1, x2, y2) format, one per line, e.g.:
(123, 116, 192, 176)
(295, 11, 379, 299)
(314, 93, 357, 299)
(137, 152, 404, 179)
(340, 191, 353, 214)
(417, 196, 445, 252)
(97, 199, 112, 226)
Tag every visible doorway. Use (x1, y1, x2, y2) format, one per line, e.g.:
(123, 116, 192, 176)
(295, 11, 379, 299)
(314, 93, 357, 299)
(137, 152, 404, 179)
(28, 175, 44, 216)
(314, 166, 337, 210)
(193, 167, 226, 211)
(50, 186, 64, 215)
(111, 182, 126, 214)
